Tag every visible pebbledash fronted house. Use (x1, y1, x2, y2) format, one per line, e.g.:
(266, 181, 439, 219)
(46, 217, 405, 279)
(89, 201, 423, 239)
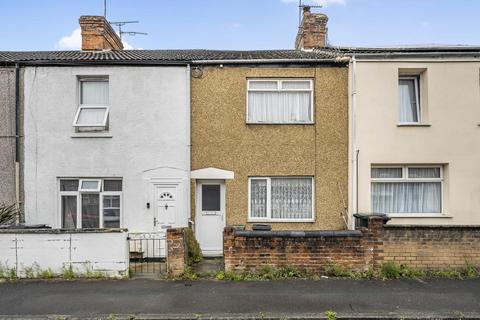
(190, 9, 349, 255)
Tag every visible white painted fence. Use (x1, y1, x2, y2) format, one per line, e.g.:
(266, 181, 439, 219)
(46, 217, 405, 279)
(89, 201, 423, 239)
(0, 229, 129, 278)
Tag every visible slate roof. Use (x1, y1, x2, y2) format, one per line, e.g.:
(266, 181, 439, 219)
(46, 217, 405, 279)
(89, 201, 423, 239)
(0, 49, 341, 65)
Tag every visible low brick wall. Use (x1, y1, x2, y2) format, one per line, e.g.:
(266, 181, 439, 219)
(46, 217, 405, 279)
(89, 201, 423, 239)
(224, 217, 480, 272)
(380, 225, 480, 270)
(166, 228, 188, 276)
(224, 228, 376, 273)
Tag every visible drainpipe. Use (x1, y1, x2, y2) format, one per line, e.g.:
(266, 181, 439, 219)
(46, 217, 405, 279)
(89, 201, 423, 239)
(186, 64, 193, 229)
(14, 63, 20, 218)
(351, 55, 359, 229)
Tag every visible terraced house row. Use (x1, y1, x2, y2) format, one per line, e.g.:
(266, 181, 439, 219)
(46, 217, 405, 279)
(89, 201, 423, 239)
(1, 8, 480, 275)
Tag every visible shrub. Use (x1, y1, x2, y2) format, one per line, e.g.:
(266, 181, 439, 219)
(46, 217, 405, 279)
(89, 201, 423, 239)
(0, 203, 20, 225)
(62, 265, 76, 280)
(39, 269, 55, 279)
(180, 266, 199, 280)
(462, 261, 479, 279)
(185, 228, 202, 265)
(380, 261, 402, 279)
(380, 261, 425, 279)
(324, 262, 352, 278)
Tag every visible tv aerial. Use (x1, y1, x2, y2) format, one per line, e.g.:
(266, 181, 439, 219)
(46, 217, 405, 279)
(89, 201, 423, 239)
(103, 0, 147, 40)
(298, 0, 323, 26)
(109, 21, 148, 40)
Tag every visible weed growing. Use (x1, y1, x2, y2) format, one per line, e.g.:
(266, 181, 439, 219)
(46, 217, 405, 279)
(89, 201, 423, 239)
(325, 310, 337, 320)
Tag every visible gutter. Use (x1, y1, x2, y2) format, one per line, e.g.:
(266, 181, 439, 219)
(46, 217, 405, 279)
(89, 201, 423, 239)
(0, 58, 348, 67)
(4, 60, 192, 67)
(344, 52, 480, 59)
(191, 58, 342, 65)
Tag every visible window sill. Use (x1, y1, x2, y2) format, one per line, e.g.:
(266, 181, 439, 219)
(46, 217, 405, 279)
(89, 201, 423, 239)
(397, 123, 431, 127)
(388, 214, 452, 219)
(248, 219, 316, 223)
(71, 133, 113, 139)
(246, 122, 315, 125)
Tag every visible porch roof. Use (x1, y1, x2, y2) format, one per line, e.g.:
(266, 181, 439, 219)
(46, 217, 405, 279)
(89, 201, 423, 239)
(191, 167, 234, 180)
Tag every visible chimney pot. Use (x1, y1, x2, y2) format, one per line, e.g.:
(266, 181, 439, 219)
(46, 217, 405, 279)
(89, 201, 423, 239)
(79, 15, 123, 51)
(295, 11, 328, 50)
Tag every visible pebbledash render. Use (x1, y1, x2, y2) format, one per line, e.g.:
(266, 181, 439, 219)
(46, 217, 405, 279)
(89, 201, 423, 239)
(190, 9, 350, 256)
(0, 67, 19, 208)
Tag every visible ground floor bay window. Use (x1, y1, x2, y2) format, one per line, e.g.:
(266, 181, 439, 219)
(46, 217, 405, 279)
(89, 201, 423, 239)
(249, 177, 314, 222)
(371, 166, 442, 215)
(59, 178, 122, 229)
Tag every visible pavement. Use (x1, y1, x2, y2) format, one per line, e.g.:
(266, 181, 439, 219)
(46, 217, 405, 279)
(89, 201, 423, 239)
(0, 278, 479, 319)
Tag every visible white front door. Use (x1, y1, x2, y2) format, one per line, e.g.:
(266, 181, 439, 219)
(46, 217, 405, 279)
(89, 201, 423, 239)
(195, 180, 225, 256)
(154, 185, 177, 232)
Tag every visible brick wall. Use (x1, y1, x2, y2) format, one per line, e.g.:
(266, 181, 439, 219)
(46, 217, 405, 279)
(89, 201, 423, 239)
(166, 228, 188, 276)
(224, 217, 480, 272)
(224, 228, 375, 273)
(379, 225, 480, 270)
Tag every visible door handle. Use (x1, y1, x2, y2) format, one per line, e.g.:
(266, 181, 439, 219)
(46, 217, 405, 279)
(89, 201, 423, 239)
(154, 217, 158, 226)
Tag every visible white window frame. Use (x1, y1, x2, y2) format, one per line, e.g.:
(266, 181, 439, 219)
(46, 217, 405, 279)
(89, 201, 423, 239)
(246, 79, 314, 124)
(58, 178, 123, 229)
(398, 76, 421, 124)
(59, 192, 79, 229)
(78, 179, 102, 192)
(73, 77, 110, 128)
(101, 192, 123, 229)
(248, 176, 315, 222)
(371, 165, 443, 216)
(73, 106, 110, 127)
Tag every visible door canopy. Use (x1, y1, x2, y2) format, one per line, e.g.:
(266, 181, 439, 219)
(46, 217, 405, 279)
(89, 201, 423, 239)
(191, 167, 234, 180)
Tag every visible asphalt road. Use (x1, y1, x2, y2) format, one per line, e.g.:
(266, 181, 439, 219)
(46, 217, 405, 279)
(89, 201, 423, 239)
(0, 278, 479, 318)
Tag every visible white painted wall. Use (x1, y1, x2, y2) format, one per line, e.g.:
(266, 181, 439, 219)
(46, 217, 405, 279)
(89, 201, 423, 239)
(350, 59, 480, 225)
(23, 66, 190, 232)
(0, 230, 128, 278)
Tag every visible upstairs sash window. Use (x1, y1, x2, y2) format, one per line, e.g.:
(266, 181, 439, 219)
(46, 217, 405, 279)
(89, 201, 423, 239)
(399, 76, 420, 123)
(73, 78, 109, 129)
(247, 79, 314, 124)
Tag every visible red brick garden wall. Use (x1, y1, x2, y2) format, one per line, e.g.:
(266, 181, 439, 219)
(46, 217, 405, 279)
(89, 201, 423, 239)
(224, 228, 377, 273)
(166, 228, 188, 276)
(224, 217, 480, 272)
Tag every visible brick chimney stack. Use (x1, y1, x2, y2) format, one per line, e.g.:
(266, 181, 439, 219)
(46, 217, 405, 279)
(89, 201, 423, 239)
(295, 6, 328, 50)
(79, 16, 123, 51)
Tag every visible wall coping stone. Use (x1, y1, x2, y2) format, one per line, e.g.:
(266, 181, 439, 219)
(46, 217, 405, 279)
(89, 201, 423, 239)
(233, 230, 362, 238)
(0, 228, 128, 234)
(384, 225, 480, 229)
